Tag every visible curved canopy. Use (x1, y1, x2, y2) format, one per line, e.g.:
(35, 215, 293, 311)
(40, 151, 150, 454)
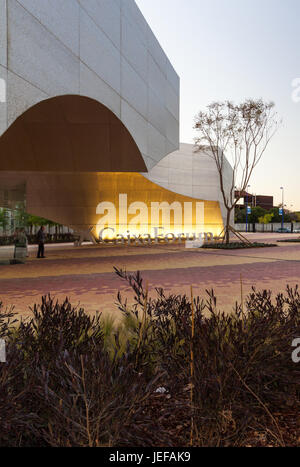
(0, 95, 147, 173)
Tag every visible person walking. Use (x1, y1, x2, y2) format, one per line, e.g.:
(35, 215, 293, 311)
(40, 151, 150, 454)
(13, 228, 20, 259)
(37, 226, 46, 259)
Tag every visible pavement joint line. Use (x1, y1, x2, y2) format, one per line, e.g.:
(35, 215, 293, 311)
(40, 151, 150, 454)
(1, 258, 298, 283)
(2, 245, 300, 270)
(18, 249, 188, 264)
(193, 249, 300, 263)
(3, 252, 300, 266)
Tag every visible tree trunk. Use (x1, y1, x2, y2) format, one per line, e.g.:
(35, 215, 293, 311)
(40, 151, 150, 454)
(225, 209, 231, 244)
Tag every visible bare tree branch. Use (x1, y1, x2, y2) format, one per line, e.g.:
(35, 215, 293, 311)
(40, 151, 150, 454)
(194, 99, 280, 243)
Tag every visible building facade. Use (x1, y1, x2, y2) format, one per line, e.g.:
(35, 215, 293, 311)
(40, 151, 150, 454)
(0, 0, 232, 241)
(235, 191, 274, 211)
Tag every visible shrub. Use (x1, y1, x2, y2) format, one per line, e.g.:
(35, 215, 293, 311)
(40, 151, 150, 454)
(0, 274, 299, 447)
(203, 242, 277, 249)
(115, 269, 300, 446)
(0, 296, 168, 447)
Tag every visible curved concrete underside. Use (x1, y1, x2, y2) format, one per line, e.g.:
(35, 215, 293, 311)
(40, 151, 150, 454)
(0, 95, 147, 172)
(0, 0, 180, 170)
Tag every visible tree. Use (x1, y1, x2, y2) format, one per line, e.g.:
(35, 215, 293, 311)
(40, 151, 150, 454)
(235, 206, 268, 224)
(0, 208, 9, 234)
(14, 207, 61, 235)
(195, 99, 279, 243)
(270, 207, 292, 223)
(249, 207, 268, 224)
(235, 208, 246, 224)
(258, 213, 274, 224)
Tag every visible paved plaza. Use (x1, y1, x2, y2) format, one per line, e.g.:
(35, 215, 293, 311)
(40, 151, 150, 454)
(1, 233, 300, 319)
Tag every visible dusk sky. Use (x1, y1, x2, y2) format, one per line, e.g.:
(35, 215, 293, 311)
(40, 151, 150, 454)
(136, 0, 300, 210)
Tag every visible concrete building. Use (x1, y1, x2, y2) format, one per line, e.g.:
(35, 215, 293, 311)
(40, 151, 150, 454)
(0, 0, 179, 168)
(235, 191, 274, 211)
(0, 0, 232, 241)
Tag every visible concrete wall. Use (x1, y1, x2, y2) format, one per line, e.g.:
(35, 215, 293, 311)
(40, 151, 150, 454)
(235, 223, 300, 233)
(144, 143, 234, 227)
(0, 0, 179, 170)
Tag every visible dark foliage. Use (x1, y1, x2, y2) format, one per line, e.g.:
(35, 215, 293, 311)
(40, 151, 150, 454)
(203, 242, 277, 249)
(0, 273, 299, 447)
(0, 296, 168, 447)
(235, 206, 294, 224)
(115, 269, 300, 446)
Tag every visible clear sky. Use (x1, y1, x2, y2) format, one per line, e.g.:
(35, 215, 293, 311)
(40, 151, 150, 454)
(136, 0, 300, 210)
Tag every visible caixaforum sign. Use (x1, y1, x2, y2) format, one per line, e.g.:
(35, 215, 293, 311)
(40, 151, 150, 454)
(96, 193, 219, 245)
(98, 225, 214, 246)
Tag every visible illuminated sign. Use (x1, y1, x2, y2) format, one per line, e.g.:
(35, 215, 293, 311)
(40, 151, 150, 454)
(98, 225, 214, 245)
(58, 172, 224, 243)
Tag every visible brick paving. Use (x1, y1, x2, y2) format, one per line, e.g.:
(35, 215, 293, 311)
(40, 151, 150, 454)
(1, 233, 300, 319)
